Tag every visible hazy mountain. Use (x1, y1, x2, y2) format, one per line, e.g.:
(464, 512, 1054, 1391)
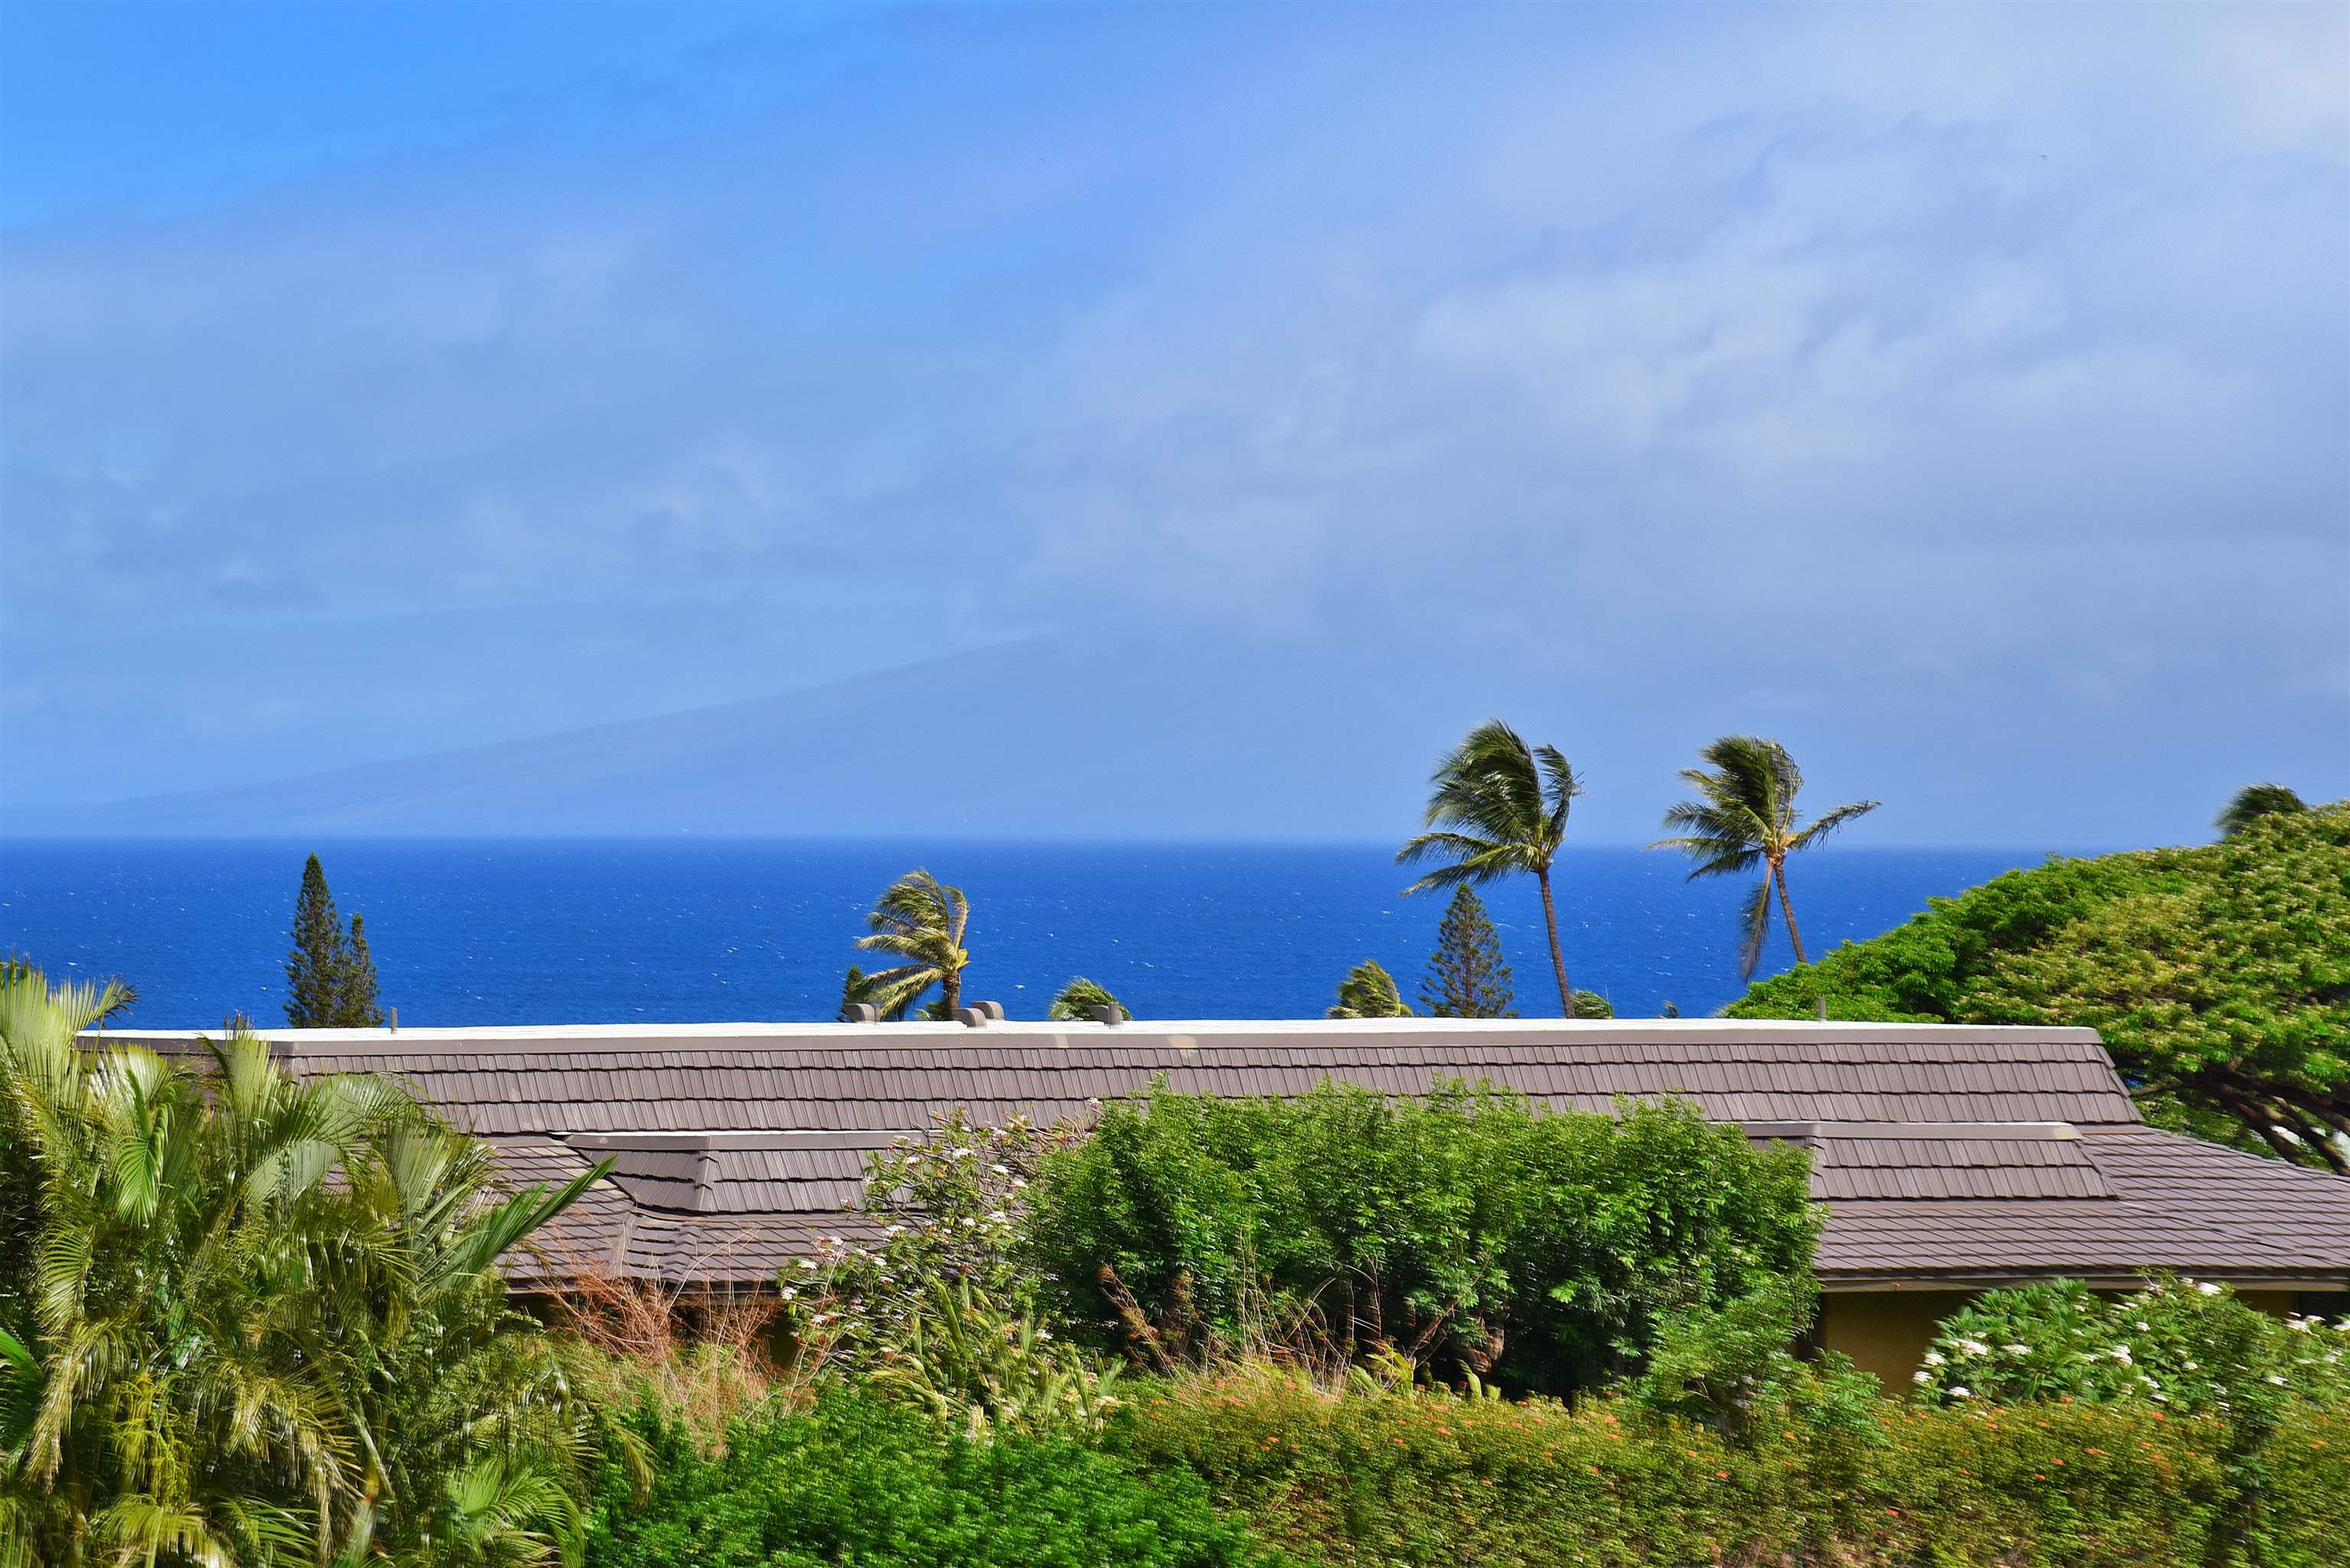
(6, 636, 1463, 839)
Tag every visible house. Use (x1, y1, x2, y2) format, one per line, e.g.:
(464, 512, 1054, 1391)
(111, 1017, 2350, 1385)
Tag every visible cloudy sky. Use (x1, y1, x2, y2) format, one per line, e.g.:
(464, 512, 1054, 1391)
(3, 2, 2344, 844)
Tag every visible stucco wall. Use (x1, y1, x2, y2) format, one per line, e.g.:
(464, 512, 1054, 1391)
(1819, 1291, 1977, 1388)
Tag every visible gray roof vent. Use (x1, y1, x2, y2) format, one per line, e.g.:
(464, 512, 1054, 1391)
(1087, 1004, 1124, 1026)
(841, 1003, 880, 1024)
(955, 1000, 1006, 1027)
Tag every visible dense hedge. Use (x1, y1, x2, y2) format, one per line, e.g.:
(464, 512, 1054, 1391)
(1115, 1374, 2350, 1567)
(585, 1389, 1284, 1568)
(1024, 1082, 1815, 1395)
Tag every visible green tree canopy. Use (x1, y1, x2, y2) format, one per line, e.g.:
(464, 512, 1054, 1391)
(1327, 960, 1411, 1019)
(1398, 720, 1584, 1016)
(1732, 802, 2350, 1170)
(284, 853, 385, 1028)
(1420, 886, 1516, 1019)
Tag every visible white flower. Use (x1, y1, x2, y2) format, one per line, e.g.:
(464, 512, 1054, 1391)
(2196, 1282, 2221, 1296)
(2003, 1344, 2032, 1357)
(1912, 1370, 1933, 1384)
(2136, 1321, 2152, 1332)
(1036, 1327, 1053, 1340)
(2109, 1345, 2134, 1364)
(1922, 1351, 1945, 1368)
(2266, 1374, 2289, 1385)
(1955, 1339, 1990, 1358)
(799, 1258, 819, 1271)
(1949, 1386, 1973, 1399)
(780, 1286, 798, 1301)
(991, 1163, 1011, 1176)
(2184, 1362, 2199, 1371)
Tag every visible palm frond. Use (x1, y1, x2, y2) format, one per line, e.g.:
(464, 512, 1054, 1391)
(1788, 799, 1880, 853)
(1736, 877, 1773, 981)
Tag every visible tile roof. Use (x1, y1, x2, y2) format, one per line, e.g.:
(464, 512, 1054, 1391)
(103, 1019, 2350, 1292)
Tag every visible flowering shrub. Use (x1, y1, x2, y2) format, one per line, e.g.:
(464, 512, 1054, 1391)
(779, 1111, 1120, 1437)
(1913, 1277, 2350, 1413)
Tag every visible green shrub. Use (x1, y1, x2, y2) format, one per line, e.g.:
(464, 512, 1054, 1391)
(1629, 1274, 1882, 1453)
(1915, 1277, 2350, 1414)
(1117, 1372, 2350, 1566)
(1024, 1082, 1816, 1397)
(586, 1388, 1284, 1568)
(787, 1111, 1122, 1439)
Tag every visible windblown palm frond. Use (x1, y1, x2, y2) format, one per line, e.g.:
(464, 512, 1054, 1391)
(1046, 978, 1129, 1022)
(1327, 959, 1411, 1019)
(854, 870, 972, 1017)
(2216, 782, 2307, 839)
(1649, 736, 1878, 979)
(1397, 720, 1586, 1015)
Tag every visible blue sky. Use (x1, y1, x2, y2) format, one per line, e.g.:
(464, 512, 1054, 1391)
(2, 2, 2345, 844)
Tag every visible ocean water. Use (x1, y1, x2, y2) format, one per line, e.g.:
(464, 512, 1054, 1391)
(0, 839, 2057, 1030)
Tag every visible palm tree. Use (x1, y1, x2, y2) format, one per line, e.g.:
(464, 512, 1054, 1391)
(1327, 959, 1412, 1019)
(1046, 978, 1128, 1022)
(0, 962, 607, 1568)
(1398, 720, 1584, 1016)
(1650, 736, 1878, 979)
(2217, 782, 2307, 839)
(855, 870, 972, 1020)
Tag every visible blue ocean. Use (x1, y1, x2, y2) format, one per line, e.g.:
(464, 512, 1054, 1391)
(0, 840, 2060, 1029)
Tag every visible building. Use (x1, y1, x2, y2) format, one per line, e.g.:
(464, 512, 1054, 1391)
(112, 1017, 2350, 1384)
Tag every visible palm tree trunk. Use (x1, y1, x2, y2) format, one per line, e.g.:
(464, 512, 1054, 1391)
(1771, 860, 1809, 966)
(1537, 867, 1573, 1016)
(942, 966, 962, 1016)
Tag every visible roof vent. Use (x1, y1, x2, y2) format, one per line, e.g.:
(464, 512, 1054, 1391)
(1087, 1004, 1124, 1026)
(841, 1004, 880, 1024)
(955, 1001, 1005, 1027)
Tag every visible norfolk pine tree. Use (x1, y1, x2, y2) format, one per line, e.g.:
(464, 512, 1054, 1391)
(1420, 885, 1516, 1017)
(284, 853, 385, 1027)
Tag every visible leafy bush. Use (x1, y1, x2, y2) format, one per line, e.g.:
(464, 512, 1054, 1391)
(1118, 1371, 2350, 1567)
(1629, 1274, 1881, 1450)
(1732, 802, 2350, 1167)
(586, 1389, 1284, 1568)
(1023, 1082, 1817, 1397)
(1914, 1277, 2350, 1413)
(1913, 1277, 2350, 1563)
(788, 1111, 1121, 1439)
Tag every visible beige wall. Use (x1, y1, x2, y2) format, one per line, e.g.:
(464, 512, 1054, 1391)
(1819, 1291, 1977, 1388)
